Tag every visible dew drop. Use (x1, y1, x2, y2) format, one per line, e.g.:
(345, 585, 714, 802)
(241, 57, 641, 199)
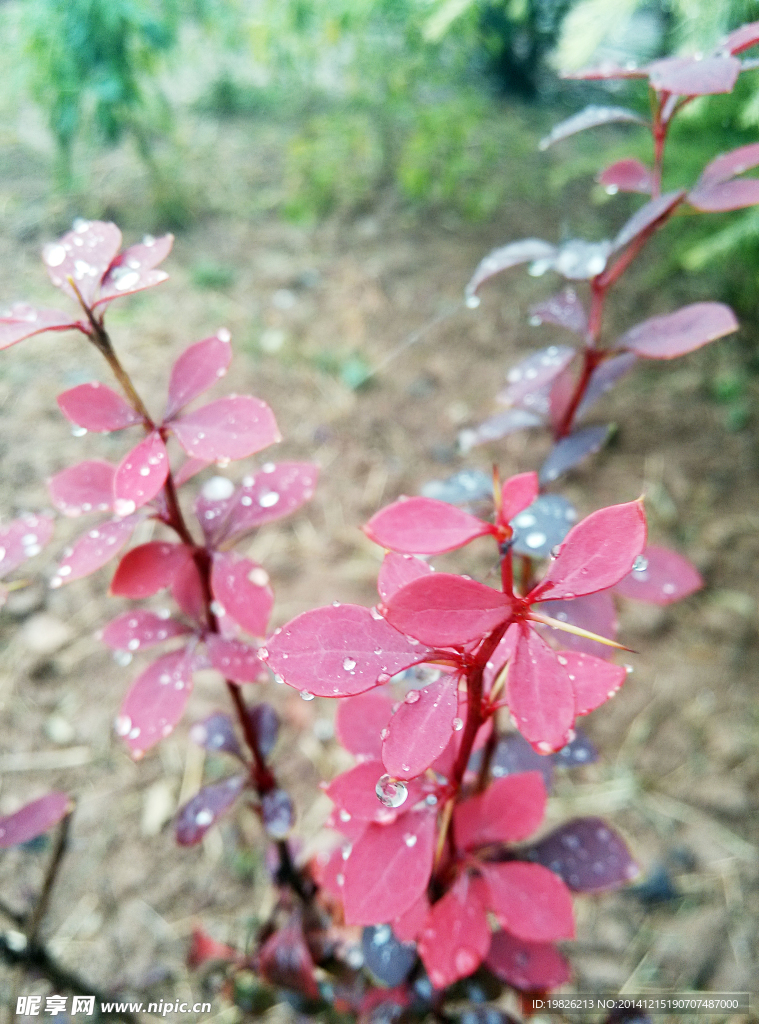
(43, 243, 67, 267)
(525, 530, 547, 549)
(113, 270, 140, 292)
(550, 544, 562, 558)
(375, 774, 408, 808)
(139, 467, 150, 477)
(454, 948, 479, 976)
(248, 567, 269, 587)
(624, 664, 634, 674)
(71, 426, 88, 438)
(210, 600, 225, 617)
(632, 554, 648, 573)
(114, 715, 131, 736)
(339, 809, 352, 822)
(404, 689, 421, 704)
(537, 741, 553, 753)
(127, 638, 140, 651)
(195, 809, 213, 827)
(259, 491, 280, 508)
(425, 794, 438, 806)
(300, 691, 315, 701)
(403, 833, 417, 847)
(662, 582, 675, 595)
(557, 655, 568, 666)
(342, 657, 356, 671)
(528, 315, 542, 327)
(452, 717, 464, 731)
(114, 499, 136, 517)
(465, 294, 480, 309)
(605, 184, 619, 196)
(202, 475, 235, 501)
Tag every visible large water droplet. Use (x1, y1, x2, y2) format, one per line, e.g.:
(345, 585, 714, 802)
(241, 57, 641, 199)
(465, 294, 480, 309)
(202, 476, 235, 501)
(404, 689, 421, 704)
(300, 691, 315, 701)
(632, 554, 648, 573)
(375, 774, 408, 808)
(525, 530, 547, 549)
(114, 714, 132, 736)
(452, 717, 464, 731)
(342, 657, 356, 671)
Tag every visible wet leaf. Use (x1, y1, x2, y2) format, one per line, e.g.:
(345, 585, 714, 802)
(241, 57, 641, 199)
(616, 301, 738, 359)
(0, 792, 71, 848)
(418, 873, 490, 989)
(0, 303, 77, 350)
(598, 158, 653, 194)
(189, 713, 243, 758)
(51, 515, 139, 585)
(117, 648, 193, 755)
(507, 624, 574, 753)
(526, 817, 639, 893)
(258, 915, 320, 999)
(96, 233, 173, 306)
(175, 775, 245, 844)
(386, 574, 512, 647)
(480, 861, 575, 941)
(170, 557, 206, 623)
(110, 542, 191, 598)
(171, 396, 280, 462)
(335, 689, 394, 762)
(554, 239, 612, 280)
(261, 788, 295, 839)
(164, 332, 233, 419)
(497, 347, 576, 411)
(42, 221, 122, 305)
(101, 610, 190, 651)
(459, 409, 544, 451)
(392, 894, 430, 943)
(559, 651, 627, 715)
(647, 54, 740, 95)
(210, 551, 273, 636)
(539, 105, 644, 150)
(485, 930, 570, 992)
(613, 543, 702, 604)
(689, 177, 759, 211)
(575, 353, 637, 420)
(454, 772, 546, 850)
(466, 239, 557, 300)
(529, 290, 587, 334)
(552, 727, 598, 767)
(57, 383, 142, 432)
(499, 472, 539, 526)
(248, 703, 280, 758)
(365, 497, 492, 555)
(489, 733, 555, 788)
(326, 760, 402, 824)
(362, 925, 417, 987)
(613, 190, 686, 252)
(0, 513, 55, 577)
(382, 674, 459, 780)
(539, 592, 619, 660)
(539, 424, 613, 484)
(206, 635, 266, 683)
(264, 604, 432, 696)
(49, 460, 115, 517)
(421, 469, 493, 506)
(113, 431, 170, 514)
(510, 494, 577, 559)
(377, 552, 433, 604)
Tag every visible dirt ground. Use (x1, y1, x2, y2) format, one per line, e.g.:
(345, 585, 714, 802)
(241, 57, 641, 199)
(0, 107, 757, 1024)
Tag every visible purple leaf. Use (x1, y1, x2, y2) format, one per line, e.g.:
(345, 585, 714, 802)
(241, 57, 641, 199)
(421, 469, 493, 506)
(613, 190, 686, 252)
(382, 674, 459, 779)
(0, 513, 55, 577)
(211, 551, 273, 636)
(553, 239, 612, 280)
(113, 431, 170, 515)
(206, 635, 267, 684)
(723, 21, 759, 55)
(575, 352, 637, 420)
(539, 424, 613, 484)
(101, 610, 190, 652)
(264, 604, 432, 697)
(210, 462, 319, 544)
(117, 648, 193, 756)
(510, 494, 578, 560)
(362, 926, 417, 987)
(261, 788, 295, 839)
(552, 727, 598, 767)
(539, 591, 619, 660)
(489, 733, 555, 788)
(615, 302, 738, 359)
(689, 177, 759, 212)
(0, 792, 71, 848)
(466, 239, 557, 301)
(459, 409, 543, 451)
(0, 303, 78, 350)
(248, 703, 280, 758)
(50, 514, 140, 586)
(529, 289, 587, 334)
(613, 543, 702, 604)
(57, 383, 143, 432)
(96, 234, 173, 306)
(48, 460, 115, 516)
(164, 332, 233, 419)
(526, 816, 639, 892)
(539, 105, 645, 150)
(598, 158, 654, 195)
(497, 347, 576, 409)
(42, 221, 122, 305)
(485, 930, 570, 993)
(189, 713, 243, 757)
(646, 54, 740, 96)
(171, 395, 280, 462)
(175, 775, 245, 845)
(696, 142, 759, 185)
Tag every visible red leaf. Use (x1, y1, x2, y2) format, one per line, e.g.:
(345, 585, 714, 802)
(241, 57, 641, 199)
(480, 861, 575, 941)
(507, 625, 574, 753)
(418, 874, 491, 989)
(646, 55, 740, 96)
(0, 303, 78, 350)
(171, 557, 206, 623)
(335, 689, 394, 761)
(689, 177, 759, 211)
(188, 928, 237, 969)
(365, 496, 492, 555)
(377, 551, 433, 603)
(57, 383, 143, 432)
(392, 893, 431, 943)
(342, 810, 436, 925)
(598, 158, 653, 194)
(0, 792, 71, 848)
(558, 651, 627, 715)
(210, 551, 273, 636)
(613, 543, 702, 605)
(326, 760, 413, 824)
(0, 513, 55, 577)
(453, 772, 546, 850)
(42, 221, 122, 305)
(175, 775, 245, 845)
(96, 233, 173, 306)
(171, 396, 280, 462)
(116, 648, 193, 755)
(485, 930, 570, 992)
(527, 817, 639, 893)
(539, 105, 645, 150)
(264, 604, 431, 697)
(101, 610, 190, 652)
(51, 515, 139, 586)
(500, 472, 539, 526)
(613, 190, 686, 252)
(49, 460, 115, 516)
(616, 302, 738, 359)
(723, 20, 759, 55)
(113, 431, 170, 515)
(165, 332, 233, 419)
(385, 574, 513, 647)
(382, 674, 459, 780)
(483, 624, 519, 693)
(258, 915, 320, 999)
(697, 142, 759, 184)
(528, 291, 587, 333)
(529, 500, 647, 601)
(466, 239, 557, 300)
(206, 635, 266, 683)
(111, 542, 192, 598)
(539, 592, 619, 660)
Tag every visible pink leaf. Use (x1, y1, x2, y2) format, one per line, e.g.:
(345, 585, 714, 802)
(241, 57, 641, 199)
(561, 62, 647, 82)
(113, 431, 170, 514)
(646, 55, 740, 96)
(377, 551, 433, 603)
(527, 817, 639, 893)
(613, 543, 702, 604)
(453, 772, 546, 850)
(175, 775, 245, 845)
(51, 515, 139, 586)
(689, 177, 759, 211)
(57, 383, 143, 432)
(695, 142, 759, 184)
(529, 500, 647, 601)
(480, 861, 575, 941)
(0, 513, 54, 577)
(385, 574, 513, 647)
(117, 648, 193, 755)
(96, 234, 173, 306)
(206, 635, 267, 684)
(210, 552, 273, 636)
(165, 332, 233, 419)
(466, 239, 557, 300)
(598, 158, 654, 194)
(539, 592, 619, 660)
(326, 760, 413, 824)
(365, 497, 492, 555)
(42, 221, 122, 305)
(48, 460, 115, 516)
(723, 21, 759, 55)
(111, 542, 192, 598)
(393, 894, 431, 943)
(507, 625, 574, 753)
(418, 874, 491, 989)
(171, 396, 280, 462)
(616, 301, 738, 359)
(483, 623, 519, 692)
(264, 604, 431, 697)
(559, 651, 627, 715)
(539, 105, 645, 149)
(335, 689, 394, 761)
(613, 190, 686, 251)
(0, 792, 71, 848)
(382, 674, 459, 780)
(174, 457, 212, 487)
(485, 931, 570, 992)
(500, 472, 539, 526)
(528, 290, 587, 333)
(342, 810, 436, 925)
(211, 462, 319, 543)
(101, 610, 190, 652)
(0, 303, 78, 350)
